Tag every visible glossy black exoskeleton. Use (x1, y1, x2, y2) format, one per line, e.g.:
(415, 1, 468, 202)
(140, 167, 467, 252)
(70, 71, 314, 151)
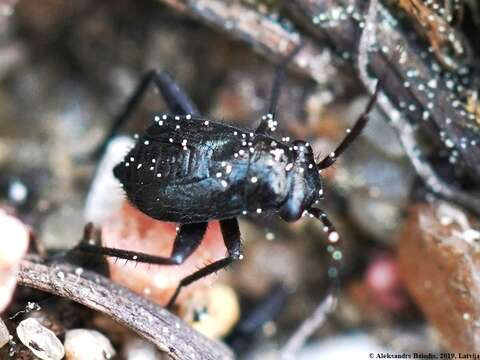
(113, 114, 321, 224)
(80, 46, 380, 308)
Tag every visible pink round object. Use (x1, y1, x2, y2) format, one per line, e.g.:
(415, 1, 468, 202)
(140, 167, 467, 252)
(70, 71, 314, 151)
(365, 255, 407, 311)
(102, 202, 226, 306)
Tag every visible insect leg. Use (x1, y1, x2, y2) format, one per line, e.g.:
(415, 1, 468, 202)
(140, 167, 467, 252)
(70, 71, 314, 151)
(153, 71, 200, 116)
(255, 44, 303, 134)
(93, 70, 199, 159)
(166, 218, 243, 308)
(317, 81, 381, 170)
(77, 222, 207, 265)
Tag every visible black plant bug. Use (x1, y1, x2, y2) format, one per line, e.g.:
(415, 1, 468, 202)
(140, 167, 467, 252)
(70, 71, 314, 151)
(79, 45, 381, 309)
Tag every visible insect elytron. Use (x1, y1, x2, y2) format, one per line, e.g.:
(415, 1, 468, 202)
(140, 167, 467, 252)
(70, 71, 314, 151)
(79, 46, 380, 308)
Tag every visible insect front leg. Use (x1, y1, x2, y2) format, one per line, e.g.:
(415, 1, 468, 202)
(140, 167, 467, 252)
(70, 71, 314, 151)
(93, 70, 199, 159)
(77, 222, 207, 265)
(166, 218, 243, 309)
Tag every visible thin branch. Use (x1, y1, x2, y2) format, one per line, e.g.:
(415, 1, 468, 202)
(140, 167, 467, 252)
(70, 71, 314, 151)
(288, 0, 480, 213)
(157, 0, 347, 86)
(279, 293, 337, 360)
(358, 0, 480, 214)
(16, 257, 234, 360)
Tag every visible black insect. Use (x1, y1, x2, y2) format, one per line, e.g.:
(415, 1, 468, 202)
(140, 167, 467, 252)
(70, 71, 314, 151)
(80, 46, 380, 308)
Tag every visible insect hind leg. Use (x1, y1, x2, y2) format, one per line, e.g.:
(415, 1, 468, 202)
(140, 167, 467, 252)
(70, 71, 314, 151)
(166, 218, 243, 309)
(77, 222, 207, 266)
(92, 70, 199, 160)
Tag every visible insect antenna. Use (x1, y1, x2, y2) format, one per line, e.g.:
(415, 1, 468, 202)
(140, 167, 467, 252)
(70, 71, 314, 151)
(307, 208, 342, 292)
(316, 80, 382, 170)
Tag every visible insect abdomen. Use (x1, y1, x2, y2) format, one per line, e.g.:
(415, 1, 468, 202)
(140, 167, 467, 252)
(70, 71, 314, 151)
(115, 139, 210, 191)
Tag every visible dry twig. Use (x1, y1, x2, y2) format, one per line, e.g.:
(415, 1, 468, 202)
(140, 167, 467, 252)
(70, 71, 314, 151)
(157, 0, 346, 86)
(279, 293, 336, 360)
(357, 0, 480, 213)
(17, 257, 234, 360)
(288, 0, 480, 213)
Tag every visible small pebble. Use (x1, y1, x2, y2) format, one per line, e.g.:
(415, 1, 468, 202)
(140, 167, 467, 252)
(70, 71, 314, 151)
(123, 337, 163, 359)
(64, 328, 115, 360)
(0, 318, 10, 348)
(16, 318, 65, 360)
(181, 283, 240, 339)
(84, 136, 134, 225)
